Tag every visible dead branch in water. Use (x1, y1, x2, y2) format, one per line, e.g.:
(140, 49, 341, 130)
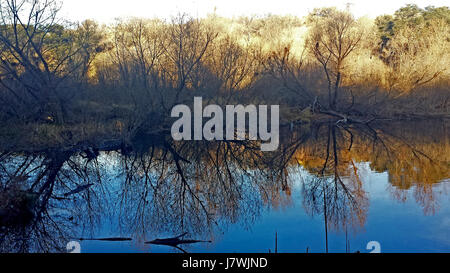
(145, 232, 211, 246)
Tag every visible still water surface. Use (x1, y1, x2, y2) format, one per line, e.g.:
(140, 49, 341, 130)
(1, 121, 449, 252)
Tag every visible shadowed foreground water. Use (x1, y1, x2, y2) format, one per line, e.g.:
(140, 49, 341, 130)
(0, 121, 449, 253)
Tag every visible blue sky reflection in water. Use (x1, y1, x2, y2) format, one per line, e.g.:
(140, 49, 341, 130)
(1, 122, 448, 253)
(80, 163, 449, 253)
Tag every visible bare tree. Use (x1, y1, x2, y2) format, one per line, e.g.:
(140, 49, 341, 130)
(307, 8, 364, 110)
(162, 14, 218, 106)
(0, 0, 98, 123)
(263, 45, 314, 105)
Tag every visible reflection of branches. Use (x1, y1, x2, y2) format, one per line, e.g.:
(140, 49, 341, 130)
(299, 121, 448, 221)
(114, 138, 291, 241)
(302, 173, 368, 235)
(1, 121, 447, 252)
(0, 152, 72, 252)
(359, 122, 447, 215)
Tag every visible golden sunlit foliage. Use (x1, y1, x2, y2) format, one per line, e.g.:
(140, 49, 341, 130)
(0, 0, 448, 149)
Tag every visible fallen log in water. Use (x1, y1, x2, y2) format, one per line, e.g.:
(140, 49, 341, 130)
(145, 232, 212, 246)
(318, 109, 375, 124)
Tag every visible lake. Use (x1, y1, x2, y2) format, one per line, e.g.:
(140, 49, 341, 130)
(0, 120, 448, 253)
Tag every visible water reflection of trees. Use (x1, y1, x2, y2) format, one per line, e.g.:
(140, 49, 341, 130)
(291, 121, 449, 216)
(291, 121, 448, 251)
(117, 140, 271, 237)
(0, 121, 448, 252)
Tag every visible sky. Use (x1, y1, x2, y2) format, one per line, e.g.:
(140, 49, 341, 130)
(60, 0, 449, 23)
